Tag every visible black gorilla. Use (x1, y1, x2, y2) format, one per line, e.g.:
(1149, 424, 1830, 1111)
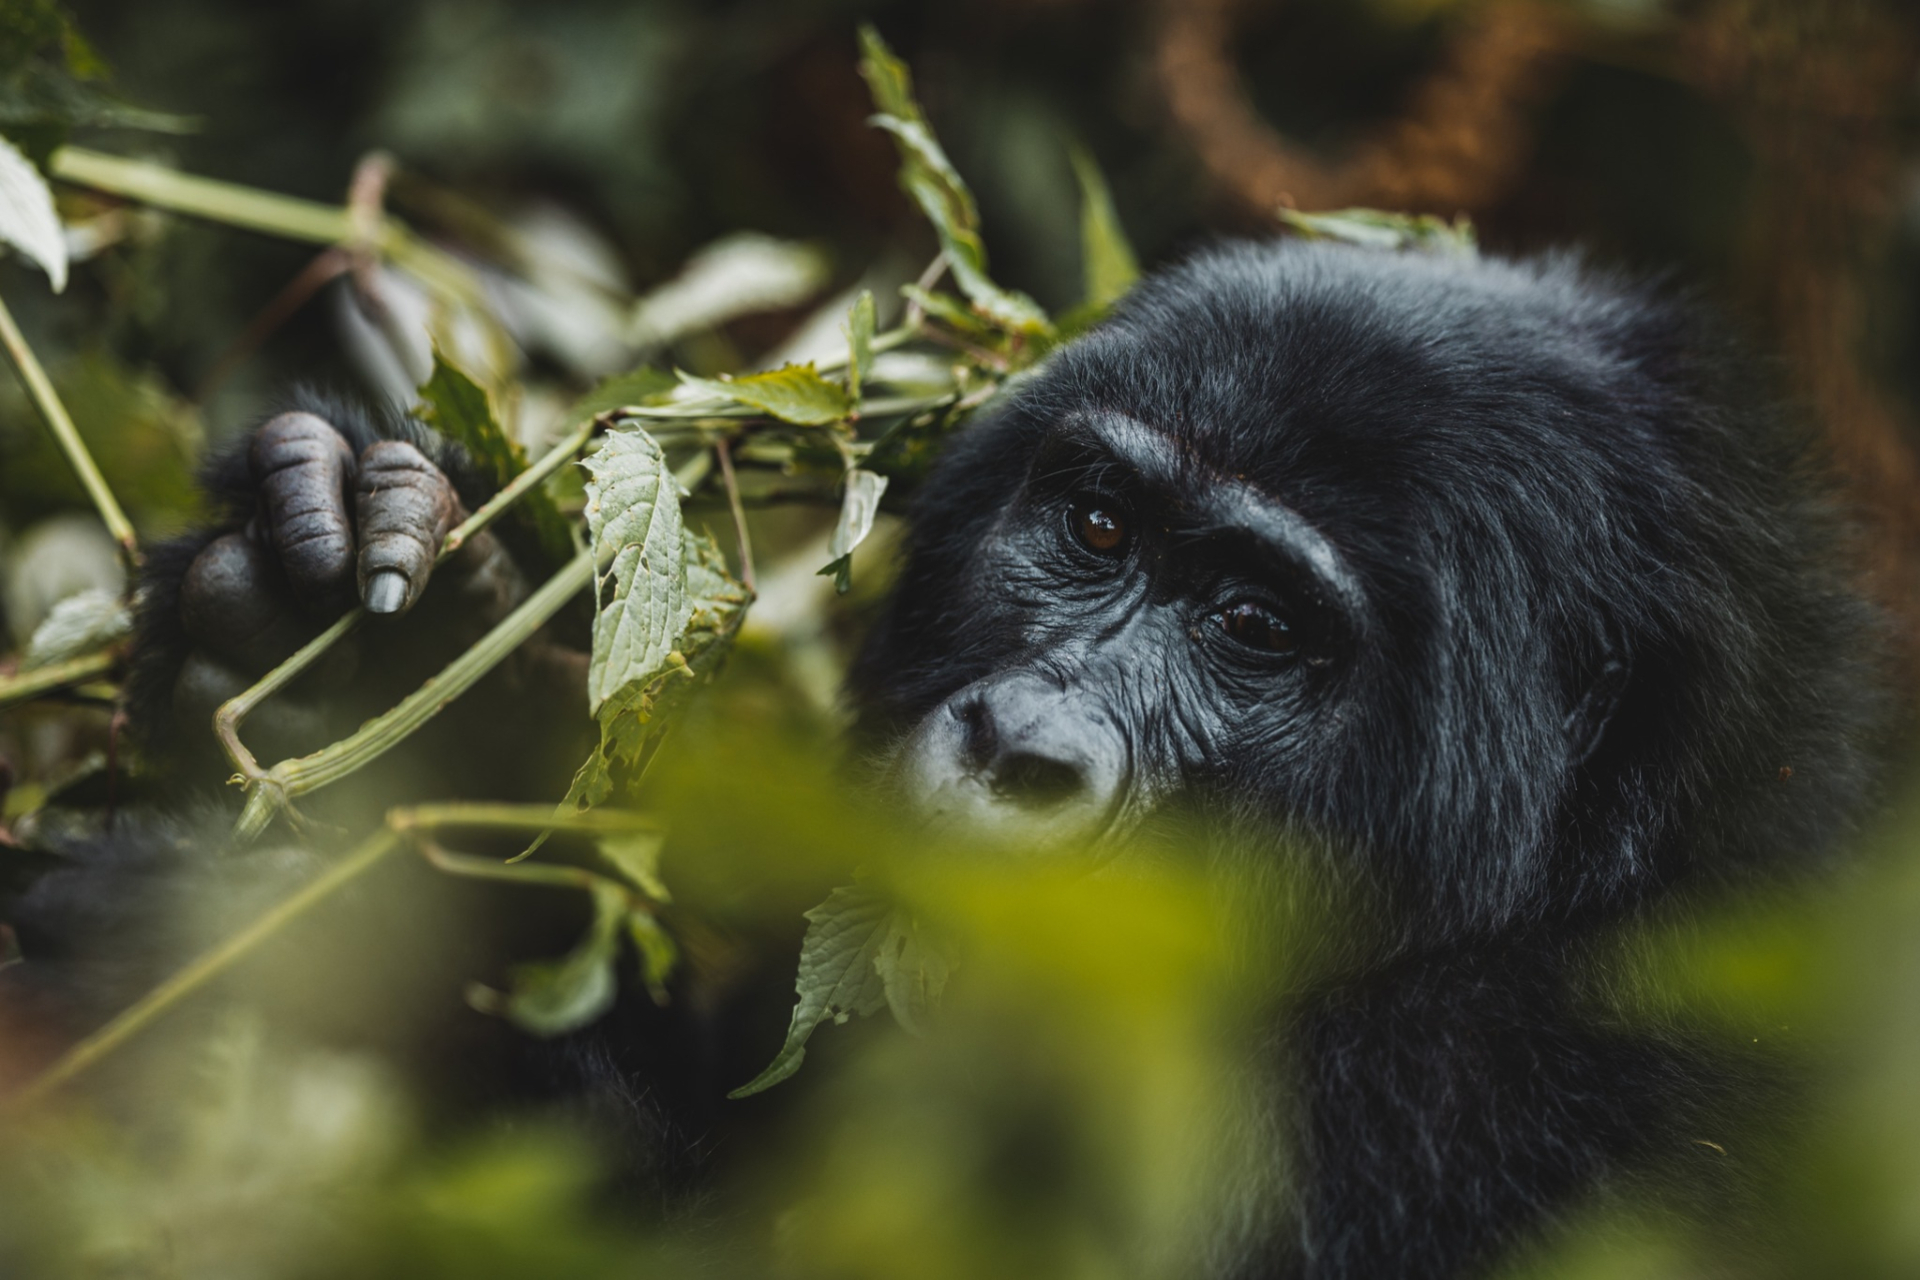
(3, 240, 1885, 1279)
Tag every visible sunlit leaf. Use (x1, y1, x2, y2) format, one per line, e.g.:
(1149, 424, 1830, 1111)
(0, 133, 64, 291)
(844, 290, 876, 403)
(501, 883, 625, 1037)
(1068, 143, 1138, 310)
(417, 352, 572, 561)
(582, 425, 691, 715)
(21, 586, 127, 669)
(1277, 207, 1477, 257)
(677, 363, 852, 427)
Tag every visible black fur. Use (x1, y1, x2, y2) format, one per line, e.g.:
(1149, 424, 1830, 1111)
(851, 240, 1885, 1275)
(5, 242, 1887, 1278)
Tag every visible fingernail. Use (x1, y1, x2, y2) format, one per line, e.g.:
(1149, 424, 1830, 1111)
(366, 569, 409, 615)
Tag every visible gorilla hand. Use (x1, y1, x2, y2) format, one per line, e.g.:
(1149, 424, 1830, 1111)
(168, 410, 530, 763)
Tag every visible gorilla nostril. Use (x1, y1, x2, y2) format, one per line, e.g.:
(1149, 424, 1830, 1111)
(989, 752, 1086, 810)
(955, 696, 996, 771)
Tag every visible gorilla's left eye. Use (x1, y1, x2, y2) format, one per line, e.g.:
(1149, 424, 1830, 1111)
(1217, 600, 1295, 654)
(1068, 496, 1129, 555)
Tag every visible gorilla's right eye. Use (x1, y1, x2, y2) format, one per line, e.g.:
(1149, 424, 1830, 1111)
(1068, 496, 1129, 555)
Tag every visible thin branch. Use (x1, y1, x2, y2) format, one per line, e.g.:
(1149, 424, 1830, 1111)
(714, 436, 756, 592)
(0, 292, 139, 562)
(0, 651, 117, 710)
(234, 548, 594, 840)
(193, 246, 352, 405)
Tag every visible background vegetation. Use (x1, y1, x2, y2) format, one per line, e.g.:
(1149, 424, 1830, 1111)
(2, 1, 1920, 1276)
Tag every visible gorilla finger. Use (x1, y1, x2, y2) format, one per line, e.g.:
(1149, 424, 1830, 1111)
(354, 440, 459, 616)
(250, 412, 358, 612)
(179, 533, 314, 673)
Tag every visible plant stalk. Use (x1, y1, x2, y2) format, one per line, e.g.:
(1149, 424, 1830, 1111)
(0, 650, 117, 710)
(0, 292, 139, 560)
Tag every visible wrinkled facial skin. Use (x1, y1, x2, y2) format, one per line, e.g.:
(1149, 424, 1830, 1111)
(852, 240, 1876, 936)
(886, 410, 1363, 849)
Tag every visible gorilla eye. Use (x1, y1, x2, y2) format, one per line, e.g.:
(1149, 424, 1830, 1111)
(1069, 496, 1129, 555)
(1217, 600, 1294, 654)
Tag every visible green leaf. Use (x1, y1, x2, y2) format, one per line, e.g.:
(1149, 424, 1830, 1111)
(501, 883, 625, 1037)
(22, 587, 128, 670)
(1277, 207, 1478, 258)
(417, 352, 573, 562)
(730, 885, 893, 1098)
(844, 291, 876, 403)
(583, 426, 692, 715)
(564, 366, 677, 424)
(627, 912, 678, 1004)
(815, 468, 888, 595)
(1067, 143, 1138, 310)
(875, 911, 955, 1036)
(559, 529, 751, 816)
(0, 132, 64, 291)
(598, 829, 669, 902)
(857, 27, 1053, 338)
(677, 363, 852, 427)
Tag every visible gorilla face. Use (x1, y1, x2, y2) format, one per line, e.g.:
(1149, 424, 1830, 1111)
(855, 240, 1876, 935)
(885, 406, 1365, 850)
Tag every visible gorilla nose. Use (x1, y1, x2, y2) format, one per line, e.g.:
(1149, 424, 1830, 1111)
(894, 672, 1126, 847)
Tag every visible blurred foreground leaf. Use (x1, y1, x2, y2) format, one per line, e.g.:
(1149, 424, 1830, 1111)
(1277, 207, 1477, 257)
(1069, 143, 1138, 311)
(20, 584, 126, 668)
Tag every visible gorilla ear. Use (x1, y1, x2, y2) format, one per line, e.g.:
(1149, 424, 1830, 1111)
(1563, 634, 1630, 770)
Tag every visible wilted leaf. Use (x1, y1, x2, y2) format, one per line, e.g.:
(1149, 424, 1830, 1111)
(502, 883, 625, 1037)
(417, 352, 572, 561)
(0, 133, 64, 291)
(1277, 207, 1477, 257)
(844, 290, 876, 403)
(582, 426, 691, 715)
(21, 586, 127, 669)
(858, 27, 1052, 337)
(566, 366, 677, 424)
(730, 884, 893, 1097)
(678, 363, 852, 427)
(817, 468, 888, 595)
(1068, 143, 1138, 310)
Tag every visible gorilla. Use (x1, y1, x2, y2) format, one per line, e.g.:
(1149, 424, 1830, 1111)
(2, 239, 1885, 1279)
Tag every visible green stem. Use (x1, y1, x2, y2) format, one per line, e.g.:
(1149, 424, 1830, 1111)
(216, 420, 601, 791)
(10, 828, 404, 1106)
(390, 802, 659, 836)
(0, 650, 118, 710)
(235, 549, 594, 840)
(0, 292, 139, 560)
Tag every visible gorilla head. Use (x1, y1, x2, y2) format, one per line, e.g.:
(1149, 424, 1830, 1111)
(856, 240, 1880, 938)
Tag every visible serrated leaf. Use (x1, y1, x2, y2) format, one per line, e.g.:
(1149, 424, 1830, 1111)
(857, 28, 1052, 338)
(22, 587, 128, 669)
(1277, 207, 1478, 258)
(417, 352, 573, 561)
(0, 133, 63, 291)
(598, 829, 669, 902)
(501, 883, 625, 1037)
(1068, 143, 1138, 310)
(677, 363, 852, 427)
(730, 885, 894, 1098)
(566, 366, 678, 424)
(583, 426, 692, 714)
(559, 529, 751, 817)
(844, 291, 876, 403)
(815, 468, 888, 595)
